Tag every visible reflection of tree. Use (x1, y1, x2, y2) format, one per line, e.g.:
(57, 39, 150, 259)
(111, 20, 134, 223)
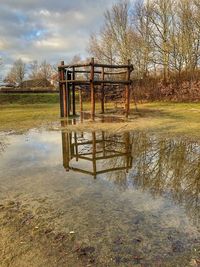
(0, 136, 8, 154)
(101, 132, 133, 188)
(61, 127, 200, 225)
(129, 132, 200, 226)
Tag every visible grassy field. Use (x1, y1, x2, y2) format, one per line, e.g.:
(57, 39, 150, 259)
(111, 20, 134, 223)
(1, 98, 200, 139)
(0, 93, 59, 105)
(59, 101, 200, 139)
(0, 104, 59, 132)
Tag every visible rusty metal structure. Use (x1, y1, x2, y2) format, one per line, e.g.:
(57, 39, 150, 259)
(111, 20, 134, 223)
(58, 58, 133, 118)
(61, 128, 133, 178)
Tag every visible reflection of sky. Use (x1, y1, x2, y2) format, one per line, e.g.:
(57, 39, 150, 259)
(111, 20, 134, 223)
(0, 130, 62, 170)
(0, 129, 199, 239)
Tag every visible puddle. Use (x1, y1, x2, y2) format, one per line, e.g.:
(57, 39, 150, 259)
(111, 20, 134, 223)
(0, 128, 199, 266)
(62, 112, 126, 124)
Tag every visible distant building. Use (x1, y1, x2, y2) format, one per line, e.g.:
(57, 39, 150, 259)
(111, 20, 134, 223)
(20, 78, 52, 88)
(0, 82, 15, 89)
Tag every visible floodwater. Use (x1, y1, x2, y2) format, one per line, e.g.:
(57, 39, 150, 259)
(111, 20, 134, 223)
(0, 123, 199, 266)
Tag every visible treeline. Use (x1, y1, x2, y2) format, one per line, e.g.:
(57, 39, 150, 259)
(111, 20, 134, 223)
(88, 0, 200, 101)
(4, 59, 56, 86)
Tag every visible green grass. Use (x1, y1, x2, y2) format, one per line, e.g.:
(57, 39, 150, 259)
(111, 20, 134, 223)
(0, 93, 59, 105)
(131, 102, 200, 138)
(1, 100, 200, 139)
(0, 104, 59, 132)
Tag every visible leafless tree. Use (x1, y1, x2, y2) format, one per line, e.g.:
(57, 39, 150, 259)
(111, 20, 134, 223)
(28, 60, 53, 85)
(132, 0, 154, 78)
(5, 58, 26, 85)
(29, 60, 39, 79)
(69, 54, 82, 64)
(38, 60, 53, 81)
(88, 30, 117, 64)
(88, 0, 134, 65)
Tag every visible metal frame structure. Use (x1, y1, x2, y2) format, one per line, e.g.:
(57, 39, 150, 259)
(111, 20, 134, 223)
(61, 130, 133, 178)
(58, 58, 133, 118)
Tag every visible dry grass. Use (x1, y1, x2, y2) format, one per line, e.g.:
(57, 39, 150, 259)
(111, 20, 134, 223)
(59, 102, 200, 140)
(1, 102, 200, 140)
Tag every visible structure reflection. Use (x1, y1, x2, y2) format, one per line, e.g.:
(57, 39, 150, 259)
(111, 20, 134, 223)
(61, 126, 200, 225)
(0, 136, 8, 154)
(61, 126, 132, 178)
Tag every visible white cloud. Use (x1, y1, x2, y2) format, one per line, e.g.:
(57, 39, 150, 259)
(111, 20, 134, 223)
(39, 9, 51, 16)
(0, 0, 118, 77)
(35, 39, 63, 49)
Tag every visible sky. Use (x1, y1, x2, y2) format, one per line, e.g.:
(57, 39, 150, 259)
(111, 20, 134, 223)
(0, 0, 119, 78)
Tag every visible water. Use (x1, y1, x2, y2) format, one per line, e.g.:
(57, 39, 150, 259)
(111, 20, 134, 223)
(0, 127, 199, 266)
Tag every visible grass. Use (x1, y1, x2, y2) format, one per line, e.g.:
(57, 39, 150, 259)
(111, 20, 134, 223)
(61, 101, 200, 140)
(0, 104, 59, 132)
(1, 96, 200, 139)
(0, 93, 59, 105)
(132, 102, 200, 138)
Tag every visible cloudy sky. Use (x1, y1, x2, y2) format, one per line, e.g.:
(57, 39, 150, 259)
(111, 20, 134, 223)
(0, 0, 119, 77)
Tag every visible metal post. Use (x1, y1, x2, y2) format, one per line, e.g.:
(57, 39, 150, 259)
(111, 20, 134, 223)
(72, 67, 76, 115)
(61, 120, 69, 171)
(59, 61, 68, 117)
(58, 64, 64, 117)
(102, 131, 106, 157)
(59, 61, 66, 117)
(79, 88, 83, 122)
(125, 59, 131, 118)
(74, 132, 78, 161)
(67, 71, 71, 116)
(125, 132, 130, 173)
(92, 132, 97, 178)
(101, 67, 105, 114)
(63, 63, 67, 117)
(90, 57, 95, 119)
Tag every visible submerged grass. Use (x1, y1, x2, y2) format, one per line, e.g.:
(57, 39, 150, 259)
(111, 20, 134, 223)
(1, 101, 200, 139)
(0, 104, 59, 132)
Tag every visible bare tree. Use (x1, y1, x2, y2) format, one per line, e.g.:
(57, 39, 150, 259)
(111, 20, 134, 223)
(104, 0, 134, 63)
(69, 54, 82, 64)
(29, 60, 39, 79)
(193, 0, 200, 70)
(133, 0, 153, 78)
(29, 59, 55, 84)
(178, 0, 196, 74)
(88, 0, 134, 64)
(38, 60, 53, 81)
(148, 0, 175, 82)
(88, 30, 117, 64)
(88, 0, 200, 100)
(5, 58, 26, 85)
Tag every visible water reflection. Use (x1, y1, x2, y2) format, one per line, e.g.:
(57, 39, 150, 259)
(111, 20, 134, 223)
(62, 130, 132, 179)
(130, 132, 200, 226)
(61, 129, 200, 225)
(0, 135, 8, 154)
(0, 127, 199, 265)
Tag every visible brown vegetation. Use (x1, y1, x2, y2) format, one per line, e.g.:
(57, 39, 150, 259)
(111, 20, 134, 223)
(88, 0, 200, 102)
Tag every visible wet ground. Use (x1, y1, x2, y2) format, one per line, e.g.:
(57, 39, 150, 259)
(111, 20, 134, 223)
(0, 120, 200, 266)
